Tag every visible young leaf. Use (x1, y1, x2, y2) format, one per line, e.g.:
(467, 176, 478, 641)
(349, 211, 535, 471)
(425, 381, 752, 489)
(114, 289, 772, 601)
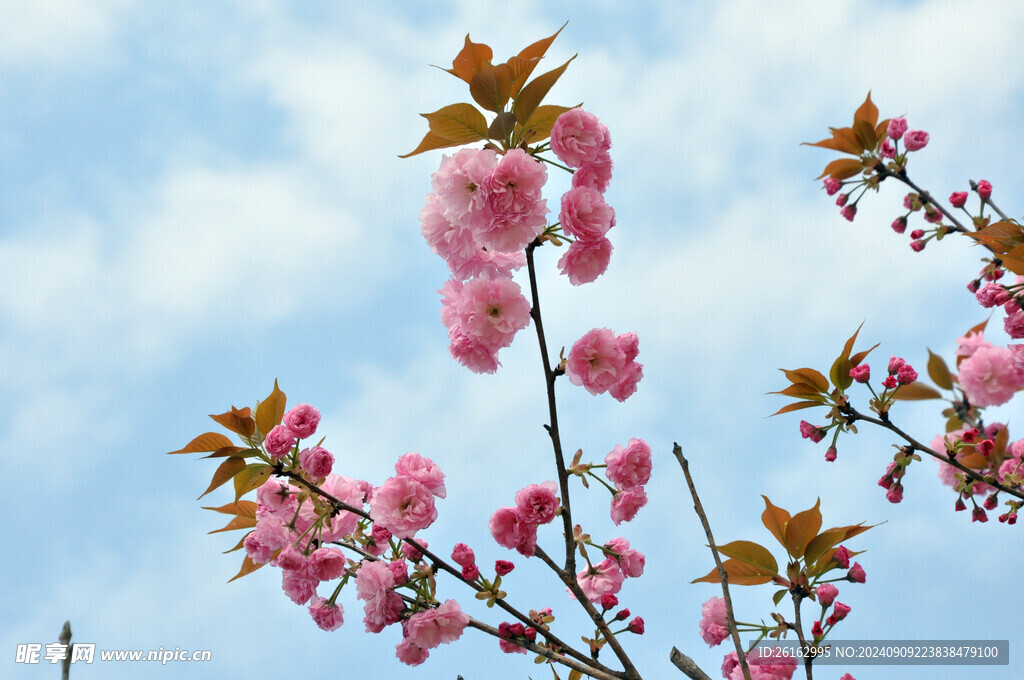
(508, 21, 568, 96)
(769, 400, 823, 416)
(926, 350, 953, 391)
(816, 158, 863, 181)
(853, 92, 879, 129)
(779, 368, 829, 392)
(210, 407, 255, 438)
(228, 555, 265, 582)
(470, 63, 513, 113)
(488, 111, 517, 140)
(399, 130, 461, 158)
(890, 383, 943, 400)
(761, 496, 791, 548)
(691, 558, 775, 586)
(512, 55, 577, 127)
(201, 500, 257, 519)
(422, 103, 490, 144)
(222, 530, 252, 554)
(233, 463, 272, 501)
(167, 432, 235, 455)
(783, 499, 822, 558)
(772, 589, 787, 606)
(197, 457, 247, 500)
(716, 540, 779, 574)
(517, 104, 574, 145)
(255, 379, 287, 437)
(770, 383, 829, 399)
(448, 35, 494, 83)
(208, 515, 257, 534)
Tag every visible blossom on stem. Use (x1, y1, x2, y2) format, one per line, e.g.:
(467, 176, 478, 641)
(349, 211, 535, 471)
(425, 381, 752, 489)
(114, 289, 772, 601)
(308, 597, 345, 632)
(610, 485, 648, 525)
(565, 328, 643, 401)
(550, 108, 611, 168)
(698, 596, 729, 646)
(816, 583, 838, 607)
(977, 180, 992, 200)
(369, 476, 438, 539)
(903, 130, 930, 151)
(605, 438, 653, 489)
(557, 236, 613, 285)
(514, 481, 560, 525)
(283, 403, 321, 439)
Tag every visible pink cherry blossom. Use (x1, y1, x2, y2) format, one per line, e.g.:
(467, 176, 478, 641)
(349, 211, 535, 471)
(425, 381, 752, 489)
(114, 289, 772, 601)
(560, 186, 616, 240)
(355, 559, 404, 633)
(605, 438, 653, 489)
(263, 424, 296, 459)
(832, 546, 851, 569)
(282, 566, 318, 605)
(958, 344, 1022, 407)
(977, 179, 993, 200)
(431, 148, 498, 229)
(572, 152, 613, 193)
(847, 562, 866, 583)
(557, 236, 613, 286)
(550, 108, 611, 168)
(395, 452, 447, 499)
(976, 283, 1011, 308)
(308, 547, 346, 582)
(480, 148, 548, 252)
(308, 597, 344, 631)
(298, 445, 334, 478)
(420, 193, 479, 264)
(887, 117, 908, 140)
(1004, 308, 1024, 339)
(395, 638, 429, 666)
(699, 596, 729, 646)
(577, 558, 624, 602)
(950, 191, 969, 208)
(318, 474, 365, 541)
(451, 543, 475, 567)
(956, 331, 989, 359)
(823, 177, 841, 195)
(604, 537, 645, 577)
(565, 328, 643, 400)
(489, 507, 538, 556)
(514, 481, 560, 525)
(610, 486, 648, 525)
(452, 277, 532, 352)
(404, 600, 469, 650)
(283, 403, 321, 439)
(256, 479, 298, 516)
(448, 328, 500, 374)
(903, 129, 930, 151)
(369, 476, 438, 539)
(495, 559, 515, 576)
(722, 647, 797, 680)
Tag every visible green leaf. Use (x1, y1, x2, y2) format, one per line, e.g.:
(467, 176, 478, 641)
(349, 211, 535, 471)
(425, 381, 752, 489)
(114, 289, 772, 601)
(233, 463, 272, 501)
(512, 55, 577, 127)
(167, 432, 235, 455)
(197, 457, 247, 500)
(422, 103, 489, 144)
(255, 379, 286, 438)
(517, 104, 574, 145)
(772, 588, 787, 606)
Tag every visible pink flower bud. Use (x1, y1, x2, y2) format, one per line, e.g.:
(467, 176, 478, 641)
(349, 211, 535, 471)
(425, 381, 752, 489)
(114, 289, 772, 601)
(950, 191, 969, 208)
(461, 563, 480, 581)
(614, 608, 630, 621)
(832, 602, 851, 621)
(812, 620, 824, 638)
(628, 617, 645, 634)
(909, 229, 925, 240)
(849, 364, 870, 383)
(451, 543, 475, 567)
(816, 583, 839, 607)
(835, 193, 848, 207)
(891, 217, 907, 233)
(823, 177, 842, 195)
(840, 205, 857, 221)
(846, 563, 866, 583)
(983, 494, 998, 511)
(955, 497, 967, 512)
(885, 483, 904, 504)
(601, 593, 619, 610)
(972, 507, 988, 523)
(880, 139, 896, 158)
(833, 546, 851, 569)
(977, 180, 992, 200)
(824, 447, 838, 462)
(495, 560, 515, 576)
(887, 117, 908, 140)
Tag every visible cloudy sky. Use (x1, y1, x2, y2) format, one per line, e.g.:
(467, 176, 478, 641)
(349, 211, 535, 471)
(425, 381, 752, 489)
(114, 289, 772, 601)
(3, 1, 1022, 679)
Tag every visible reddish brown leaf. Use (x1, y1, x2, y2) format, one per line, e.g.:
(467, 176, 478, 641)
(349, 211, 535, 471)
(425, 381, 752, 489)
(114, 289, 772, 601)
(200, 446, 253, 460)
(422, 103, 490, 144)
(853, 92, 879, 128)
(255, 379, 286, 438)
(784, 499, 822, 558)
(233, 463, 272, 501)
(716, 540, 779, 574)
(848, 343, 880, 368)
(167, 432, 235, 455)
(208, 515, 257, 534)
(761, 496, 791, 549)
(817, 158, 864, 181)
(470, 63, 513, 113)
(508, 21, 567, 96)
(890, 382, 943, 401)
(228, 555, 265, 582)
(449, 34, 494, 83)
(210, 407, 255, 438)
(201, 500, 257, 519)
(770, 383, 828, 399)
(853, 119, 877, 154)
(927, 349, 953, 391)
(197, 457, 247, 500)
(222, 531, 252, 554)
(512, 54, 576, 127)
(399, 130, 461, 158)
(691, 558, 776, 586)
(769, 400, 823, 416)
(780, 368, 830, 392)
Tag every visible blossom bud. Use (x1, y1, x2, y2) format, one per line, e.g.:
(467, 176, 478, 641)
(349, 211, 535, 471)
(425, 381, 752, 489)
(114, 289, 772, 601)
(977, 180, 992, 200)
(949, 191, 969, 208)
(847, 563, 866, 583)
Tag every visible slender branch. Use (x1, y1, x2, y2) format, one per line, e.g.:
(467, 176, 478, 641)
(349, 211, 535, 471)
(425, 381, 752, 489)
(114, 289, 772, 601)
(841, 406, 1024, 501)
(525, 239, 576, 574)
(535, 546, 639, 679)
(59, 621, 72, 680)
(669, 648, 712, 680)
(790, 594, 813, 680)
(673, 444, 752, 680)
(466, 617, 621, 680)
(971, 179, 1011, 221)
(875, 164, 971, 235)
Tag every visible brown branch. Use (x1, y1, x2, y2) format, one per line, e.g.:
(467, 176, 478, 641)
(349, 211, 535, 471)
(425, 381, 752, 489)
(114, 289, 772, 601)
(673, 444, 752, 680)
(59, 621, 72, 680)
(790, 594, 813, 680)
(669, 648, 712, 680)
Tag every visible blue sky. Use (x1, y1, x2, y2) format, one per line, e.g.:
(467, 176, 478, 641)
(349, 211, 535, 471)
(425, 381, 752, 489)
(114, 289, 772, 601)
(3, 1, 1023, 678)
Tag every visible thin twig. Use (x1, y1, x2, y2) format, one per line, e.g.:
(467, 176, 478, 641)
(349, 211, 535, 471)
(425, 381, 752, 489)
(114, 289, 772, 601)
(790, 594, 813, 680)
(59, 621, 72, 680)
(673, 444, 752, 680)
(669, 647, 712, 680)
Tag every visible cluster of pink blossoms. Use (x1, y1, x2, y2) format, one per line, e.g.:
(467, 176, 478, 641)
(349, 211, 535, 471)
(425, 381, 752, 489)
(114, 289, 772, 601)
(489, 481, 560, 556)
(576, 537, 646, 604)
(549, 108, 617, 285)
(605, 438, 652, 524)
(565, 328, 644, 402)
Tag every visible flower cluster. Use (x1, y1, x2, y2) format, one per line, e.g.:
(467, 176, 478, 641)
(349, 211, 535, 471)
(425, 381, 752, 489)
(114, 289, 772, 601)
(489, 481, 560, 556)
(576, 537, 646, 603)
(605, 438, 652, 524)
(565, 328, 644, 401)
